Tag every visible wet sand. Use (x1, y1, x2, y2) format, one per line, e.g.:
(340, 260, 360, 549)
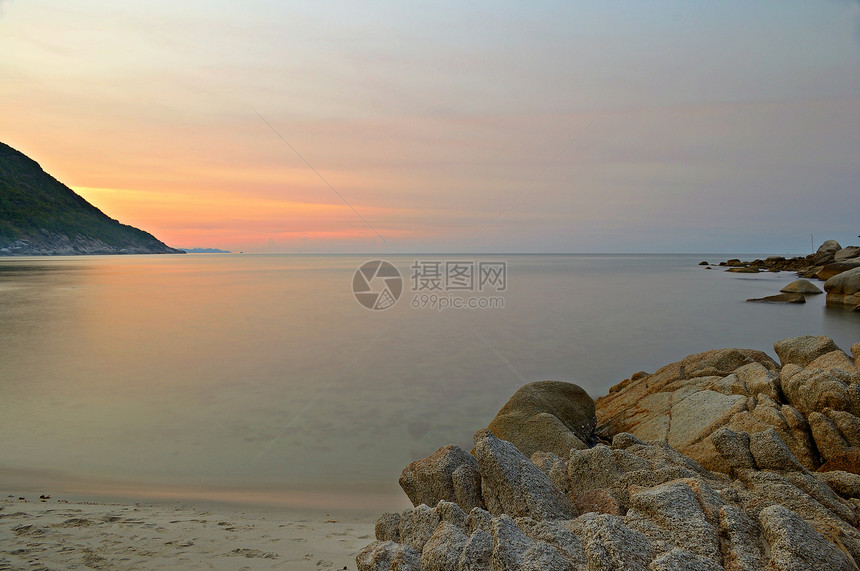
(0, 493, 377, 570)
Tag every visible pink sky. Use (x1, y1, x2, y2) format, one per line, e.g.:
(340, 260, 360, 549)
(3, 1, 859, 253)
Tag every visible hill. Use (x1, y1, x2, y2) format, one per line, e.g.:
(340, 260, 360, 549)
(179, 247, 231, 253)
(0, 142, 183, 255)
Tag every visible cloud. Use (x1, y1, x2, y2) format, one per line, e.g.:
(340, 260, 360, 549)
(855, 1, 860, 47)
(837, 0, 860, 47)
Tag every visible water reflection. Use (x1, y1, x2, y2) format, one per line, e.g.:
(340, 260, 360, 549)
(0, 254, 857, 509)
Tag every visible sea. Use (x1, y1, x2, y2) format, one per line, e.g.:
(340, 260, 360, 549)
(0, 253, 858, 512)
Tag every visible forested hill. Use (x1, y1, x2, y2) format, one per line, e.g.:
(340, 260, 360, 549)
(0, 142, 183, 255)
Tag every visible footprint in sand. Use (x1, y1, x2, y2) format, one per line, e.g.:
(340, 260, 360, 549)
(0, 512, 30, 520)
(12, 525, 45, 537)
(52, 517, 94, 528)
(231, 548, 277, 559)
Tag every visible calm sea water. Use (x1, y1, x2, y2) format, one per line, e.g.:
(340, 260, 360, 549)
(0, 254, 857, 510)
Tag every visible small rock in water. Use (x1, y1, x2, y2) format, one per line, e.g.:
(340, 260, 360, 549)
(745, 293, 805, 303)
(779, 279, 822, 295)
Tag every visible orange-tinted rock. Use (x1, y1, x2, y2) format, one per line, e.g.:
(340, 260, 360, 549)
(817, 262, 860, 281)
(575, 488, 623, 516)
(825, 266, 860, 309)
(818, 448, 860, 475)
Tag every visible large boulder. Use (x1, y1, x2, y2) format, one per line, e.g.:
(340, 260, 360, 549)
(759, 504, 856, 571)
(817, 262, 860, 281)
(825, 266, 860, 309)
(806, 350, 858, 374)
(808, 412, 851, 460)
(626, 479, 723, 563)
(834, 246, 860, 263)
(817, 239, 842, 256)
(780, 279, 823, 295)
(595, 348, 795, 472)
(597, 348, 776, 429)
(749, 428, 805, 471)
(596, 337, 860, 474)
(486, 381, 595, 458)
(356, 541, 420, 571)
(780, 367, 859, 417)
(774, 335, 840, 368)
(490, 515, 574, 571)
(473, 429, 576, 520)
(399, 445, 484, 512)
(419, 522, 469, 571)
(667, 391, 748, 451)
(577, 513, 655, 570)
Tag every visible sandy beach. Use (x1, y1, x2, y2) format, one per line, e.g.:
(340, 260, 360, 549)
(0, 493, 377, 570)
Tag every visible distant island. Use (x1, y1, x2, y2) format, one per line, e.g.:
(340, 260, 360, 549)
(179, 248, 231, 254)
(0, 142, 183, 256)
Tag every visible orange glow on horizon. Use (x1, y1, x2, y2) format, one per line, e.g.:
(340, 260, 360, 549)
(72, 186, 413, 250)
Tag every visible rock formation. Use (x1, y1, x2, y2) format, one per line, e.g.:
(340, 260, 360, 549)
(715, 241, 860, 278)
(484, 381, 596, 459)
(825, 267, 860, 311)
(359, 335, 860, 570)
(718, 242, 860, 309)
(746, 293, 805, 304)
(781, 279, 823, 295)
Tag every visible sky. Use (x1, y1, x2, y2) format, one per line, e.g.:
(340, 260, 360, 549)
(1, 0, 859, 253)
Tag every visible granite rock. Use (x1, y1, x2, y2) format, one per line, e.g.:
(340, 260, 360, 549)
(825, 266, 860, 309)
(780, 279, 824, 294)
(759, 503, 856, 571)
(399, 445, 484, 512)
(486, 381, 595, 458)
(774, 335, 841, 368)
(361, 337, 860, 570)
(473, 429, 576, 520)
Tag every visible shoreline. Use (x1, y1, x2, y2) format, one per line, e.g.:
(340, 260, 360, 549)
(0, 466, 409, 517)
(0, 466, 409, 569)
(1, 493, 375, 570)
(5, 335, 860, 570)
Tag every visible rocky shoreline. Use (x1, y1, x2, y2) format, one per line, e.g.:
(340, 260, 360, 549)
(707, 240, 860, 311)
(358, 335, 860, 570)
(0, 231, 183, 255)
(713, 240, 860, 279)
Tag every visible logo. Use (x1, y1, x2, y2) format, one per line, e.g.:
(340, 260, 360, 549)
(352, 260, 403, 310)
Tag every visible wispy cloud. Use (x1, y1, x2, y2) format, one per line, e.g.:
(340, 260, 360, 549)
(4, 1, 860, 252)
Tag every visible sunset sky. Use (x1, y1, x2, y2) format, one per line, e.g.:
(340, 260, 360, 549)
(2, 1, 859, 253)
